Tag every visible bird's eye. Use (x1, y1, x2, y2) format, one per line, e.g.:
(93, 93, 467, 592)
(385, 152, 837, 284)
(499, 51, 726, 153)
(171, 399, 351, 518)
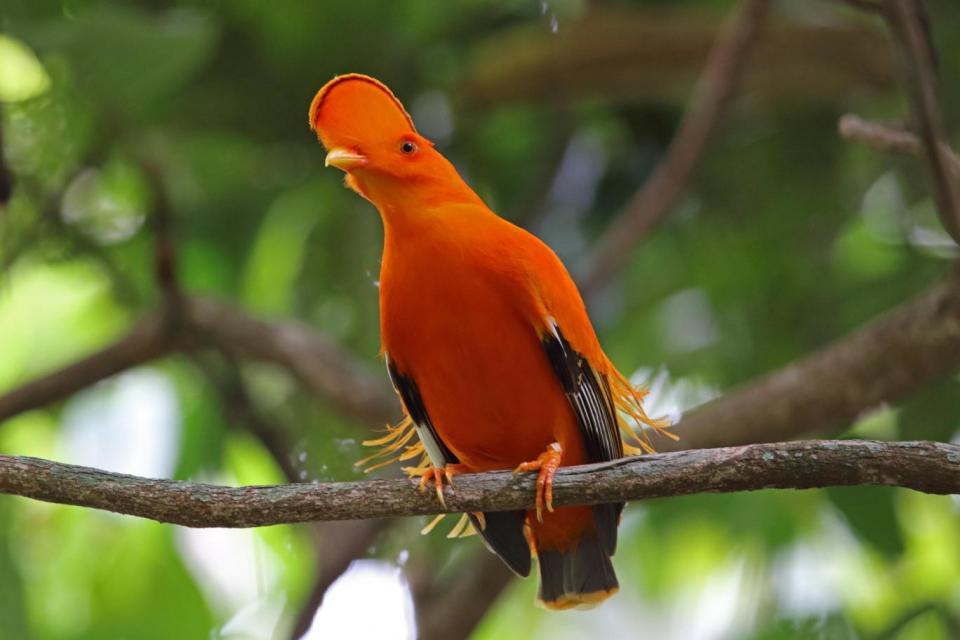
(400, 140, 417, 155)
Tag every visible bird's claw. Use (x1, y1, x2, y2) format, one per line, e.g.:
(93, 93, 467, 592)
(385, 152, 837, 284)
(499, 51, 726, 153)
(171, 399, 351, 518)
(513, 442, 562, 523)
(416, 464, 468, 508)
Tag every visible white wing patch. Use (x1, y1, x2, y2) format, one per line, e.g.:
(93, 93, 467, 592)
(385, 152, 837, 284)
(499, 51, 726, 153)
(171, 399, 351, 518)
(384, 352, 450, 467)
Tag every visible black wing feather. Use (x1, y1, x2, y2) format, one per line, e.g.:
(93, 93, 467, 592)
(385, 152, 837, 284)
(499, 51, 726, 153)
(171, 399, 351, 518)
(386, 357, 455, 466)
(540, 323, 624, 555)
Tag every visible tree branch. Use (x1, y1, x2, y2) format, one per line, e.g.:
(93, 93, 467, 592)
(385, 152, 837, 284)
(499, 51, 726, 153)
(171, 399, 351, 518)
(579, 0, 769, 293)
(884, 0, 960, 243)
(2, 440, 957, 527)
(0, 315, 174, 421)
(662, 270, 960, 451)
(5, 269, 960, 458)
(0, 296, 396, 426)
(415, 550, 514, 640)
(182, 297, 396, 425)
(191, 347, 393, 640)
(290, 518, 393, 639)
(838, 113, 960, 181)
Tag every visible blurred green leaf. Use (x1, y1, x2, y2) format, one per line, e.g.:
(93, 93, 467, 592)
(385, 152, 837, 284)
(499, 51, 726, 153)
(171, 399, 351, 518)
(826, 487, 904, 557)
(0, 503, 30, 640)
(25, 5, 217, 118)
(242, 180, 328, 314)
(897, 380, 960, 443)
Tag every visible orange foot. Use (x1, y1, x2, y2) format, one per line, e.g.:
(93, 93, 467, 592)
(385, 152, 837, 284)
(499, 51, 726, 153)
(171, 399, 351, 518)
(513, 442, 562, 523)
(417, 463, 469, 507)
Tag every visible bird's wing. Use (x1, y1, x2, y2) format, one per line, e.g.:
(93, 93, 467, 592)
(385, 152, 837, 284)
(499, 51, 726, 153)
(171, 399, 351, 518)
(540, 320, 624, 465)
(502, 227, 630, 553)
(538, 318, 623, 555)
(385, 354, 453, 468)
(509, 228, 625, 460)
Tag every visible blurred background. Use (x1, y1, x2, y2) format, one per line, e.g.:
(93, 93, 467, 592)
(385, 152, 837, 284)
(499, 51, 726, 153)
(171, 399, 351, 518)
(1, 0, 959, 638)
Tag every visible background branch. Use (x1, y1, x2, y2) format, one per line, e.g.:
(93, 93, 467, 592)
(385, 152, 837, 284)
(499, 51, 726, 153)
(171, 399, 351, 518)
(140, 156, 183, 318)
(0, 315, 173, 421)
(289, 518, 393, 639)
(2, 440, 958, 527)
(884, 0, 960, 243)
(191, 353, 393, 639)
(0, 297, 395, 426)
(579, 0, 769, 293)
(4, 269, 959, 464)
(415, 551, 514, 640)
(839, 113, 960, 181)
(183, 297, 396, 425)
(661, 270, 960, 451)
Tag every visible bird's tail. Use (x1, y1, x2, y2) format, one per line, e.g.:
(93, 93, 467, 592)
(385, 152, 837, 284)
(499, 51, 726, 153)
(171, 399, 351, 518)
(536, 531, 619, 610)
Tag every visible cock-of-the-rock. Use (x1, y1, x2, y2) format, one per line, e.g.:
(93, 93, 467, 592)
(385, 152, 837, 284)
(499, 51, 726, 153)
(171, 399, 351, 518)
(308, 74, 672, 610)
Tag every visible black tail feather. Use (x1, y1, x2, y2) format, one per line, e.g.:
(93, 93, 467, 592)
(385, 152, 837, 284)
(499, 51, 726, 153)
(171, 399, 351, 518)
(537, 533, 619, 610)
(592, 502, 622, 555)
(469, 510, 531, 577)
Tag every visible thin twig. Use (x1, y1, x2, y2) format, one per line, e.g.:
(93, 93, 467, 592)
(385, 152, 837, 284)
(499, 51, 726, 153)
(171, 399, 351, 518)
(838, 114, 960, 181)
(884, 0, 960, 243)
(194, 354, 302, 483)
(139, 158, 183, 319)
(1, 440, 958, 527)
(579, 0, 769, 293)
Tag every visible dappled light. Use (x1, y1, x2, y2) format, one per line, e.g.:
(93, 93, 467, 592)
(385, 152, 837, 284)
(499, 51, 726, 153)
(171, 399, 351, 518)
(302, 560, 416, 640)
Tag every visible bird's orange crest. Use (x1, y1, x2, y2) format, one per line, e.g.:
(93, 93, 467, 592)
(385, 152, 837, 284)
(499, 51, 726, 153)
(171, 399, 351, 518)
(309, 74, 416, 151)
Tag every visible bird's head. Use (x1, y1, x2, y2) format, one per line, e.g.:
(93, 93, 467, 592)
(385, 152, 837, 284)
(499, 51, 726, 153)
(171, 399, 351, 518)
(309, 74, 467, 205)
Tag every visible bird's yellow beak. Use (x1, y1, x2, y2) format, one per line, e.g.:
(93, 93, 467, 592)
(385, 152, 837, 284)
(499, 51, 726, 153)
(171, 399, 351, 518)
(324, 148, 368, 171)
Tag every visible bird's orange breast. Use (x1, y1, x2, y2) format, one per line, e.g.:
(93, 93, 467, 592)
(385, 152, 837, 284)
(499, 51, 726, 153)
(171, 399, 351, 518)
(378, 212, 589, 473)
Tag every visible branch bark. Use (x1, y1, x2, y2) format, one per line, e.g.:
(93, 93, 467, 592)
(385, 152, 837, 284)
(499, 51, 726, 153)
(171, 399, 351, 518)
(579, 0, 769, 293)
(2, 440, 957, 527)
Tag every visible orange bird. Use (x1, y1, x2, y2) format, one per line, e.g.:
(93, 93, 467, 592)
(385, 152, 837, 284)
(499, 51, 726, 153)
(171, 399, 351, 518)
(309, 74, 670, 610)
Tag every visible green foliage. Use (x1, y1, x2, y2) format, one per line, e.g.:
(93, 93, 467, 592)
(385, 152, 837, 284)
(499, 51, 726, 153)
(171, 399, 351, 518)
(1, 1, 959, 638)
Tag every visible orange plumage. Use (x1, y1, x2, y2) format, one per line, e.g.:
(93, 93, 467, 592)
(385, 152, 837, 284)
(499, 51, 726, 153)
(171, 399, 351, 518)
(309, 74, 671, 609)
